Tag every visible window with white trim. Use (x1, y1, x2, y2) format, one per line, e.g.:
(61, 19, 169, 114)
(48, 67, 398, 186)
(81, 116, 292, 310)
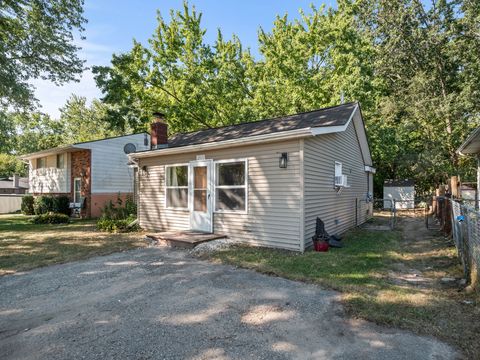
(334, 161, 348, 187)
(335, 162, 342, 177)
(165, 165, 188, 209)
(73, 178, 82, 203)
(215, 161, 247, 211)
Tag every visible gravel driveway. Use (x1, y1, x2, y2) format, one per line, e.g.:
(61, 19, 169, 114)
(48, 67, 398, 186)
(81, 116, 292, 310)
(0, 247, 457, 360)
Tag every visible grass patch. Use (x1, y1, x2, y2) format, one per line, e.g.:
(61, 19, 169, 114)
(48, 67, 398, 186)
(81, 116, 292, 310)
(207, 228, 480, 359)
(0, 214, 146, 275)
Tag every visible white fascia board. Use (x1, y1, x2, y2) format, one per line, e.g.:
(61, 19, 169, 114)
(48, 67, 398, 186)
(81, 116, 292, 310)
(20, 145, 86, 161)
(310, 103, 358, 136)
(365, 165, 376, 173)
(130, 127, 312, 159)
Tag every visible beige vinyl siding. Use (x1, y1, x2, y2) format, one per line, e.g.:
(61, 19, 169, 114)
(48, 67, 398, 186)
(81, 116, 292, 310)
(29, 153, 71, 193)
(303, 118, 369, 249)
(138, 139, 302, 251)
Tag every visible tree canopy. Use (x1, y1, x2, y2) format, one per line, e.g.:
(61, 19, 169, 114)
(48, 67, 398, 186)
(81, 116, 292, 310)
(0, 0, 87, 110)
(1, 0, 479, 195)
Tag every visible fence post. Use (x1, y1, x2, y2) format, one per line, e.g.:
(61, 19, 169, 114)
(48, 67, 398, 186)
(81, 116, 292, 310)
(467, 208, 479, 292)
(444, 196, 452, 235)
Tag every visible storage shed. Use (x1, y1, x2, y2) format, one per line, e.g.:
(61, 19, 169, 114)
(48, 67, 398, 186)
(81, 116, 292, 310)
(383, 179, 415, 209)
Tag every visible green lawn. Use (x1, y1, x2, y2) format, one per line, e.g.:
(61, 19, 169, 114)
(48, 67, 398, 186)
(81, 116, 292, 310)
(207, 228, 480, 359)
(0, 214, 146, 275)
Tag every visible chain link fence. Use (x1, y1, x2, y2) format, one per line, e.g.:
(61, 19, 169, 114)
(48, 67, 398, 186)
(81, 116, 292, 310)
(433, 196, 480, 288)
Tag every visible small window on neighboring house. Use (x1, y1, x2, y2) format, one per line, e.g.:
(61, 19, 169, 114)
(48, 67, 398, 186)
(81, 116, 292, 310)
(74, 178, 82, 203)
(215, 161, 247, 212)
(165, 165, 189, 209)
(36, 157, 46, 168)
(56, 153, 64, 169)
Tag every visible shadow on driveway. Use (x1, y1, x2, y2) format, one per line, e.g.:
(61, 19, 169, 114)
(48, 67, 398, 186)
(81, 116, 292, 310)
(0, 248, 458, 359)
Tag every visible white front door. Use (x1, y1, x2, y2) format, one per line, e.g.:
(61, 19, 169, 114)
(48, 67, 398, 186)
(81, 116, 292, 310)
(189, 160, 213, 232)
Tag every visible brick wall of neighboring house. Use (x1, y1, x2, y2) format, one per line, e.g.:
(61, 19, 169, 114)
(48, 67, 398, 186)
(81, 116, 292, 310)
(90, 193, 133, 218)
(71, 150, 92, 218)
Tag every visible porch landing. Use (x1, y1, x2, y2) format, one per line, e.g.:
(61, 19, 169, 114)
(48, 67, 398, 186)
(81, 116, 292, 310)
(146, 231, 227, 249)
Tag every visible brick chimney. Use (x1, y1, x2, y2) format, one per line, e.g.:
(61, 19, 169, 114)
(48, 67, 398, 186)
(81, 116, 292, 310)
(150, 112, 168, 149)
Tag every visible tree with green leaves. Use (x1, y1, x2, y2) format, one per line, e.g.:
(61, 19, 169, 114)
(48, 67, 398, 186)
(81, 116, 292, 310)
(0, 0, 87, 110)
(59, 94, 126, 144)
(362, 0, 480, 194)
(0, 153, 27, 177)
(93, 3, 257, 133)
(91, 0, 480, 195)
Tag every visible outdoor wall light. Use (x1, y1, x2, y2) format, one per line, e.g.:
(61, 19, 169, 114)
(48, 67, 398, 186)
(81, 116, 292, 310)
(142, 165, 148, 175)
(279, 152, 288, 169)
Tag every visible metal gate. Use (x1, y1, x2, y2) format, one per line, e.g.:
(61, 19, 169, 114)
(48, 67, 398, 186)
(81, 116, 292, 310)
(357, 197, 429, 230)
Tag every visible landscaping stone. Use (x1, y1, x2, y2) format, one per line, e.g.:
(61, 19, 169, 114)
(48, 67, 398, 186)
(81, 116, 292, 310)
(189, 237, 234, 257)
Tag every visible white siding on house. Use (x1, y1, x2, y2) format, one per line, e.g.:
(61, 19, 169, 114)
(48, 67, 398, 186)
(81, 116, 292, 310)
(303, 116, 370, 249)
(0, 194, 23, 213)
(29, 153, 71, 193)
(79, 134, 149, 193)
(138, 140, 302, 251)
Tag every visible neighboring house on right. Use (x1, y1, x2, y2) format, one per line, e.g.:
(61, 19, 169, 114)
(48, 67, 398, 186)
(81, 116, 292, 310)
(383, 179, 415, 209)
(457, 127, 480, 207)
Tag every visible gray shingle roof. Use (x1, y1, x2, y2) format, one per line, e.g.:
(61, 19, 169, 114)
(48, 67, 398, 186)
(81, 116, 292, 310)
(165, 102, 357, 149)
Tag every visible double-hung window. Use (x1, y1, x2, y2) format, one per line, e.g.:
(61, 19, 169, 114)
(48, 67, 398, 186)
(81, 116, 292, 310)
(335, 162, 342, 178)
(36, 157, 46, 169)
(56, 153, 64, 169)
(73, 178, 82, 203)
(215, 161, 247, 212)
(165, 165, 188, 209)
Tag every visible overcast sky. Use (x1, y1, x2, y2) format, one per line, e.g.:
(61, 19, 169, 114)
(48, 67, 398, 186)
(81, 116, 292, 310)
(32, 0, 336, 118)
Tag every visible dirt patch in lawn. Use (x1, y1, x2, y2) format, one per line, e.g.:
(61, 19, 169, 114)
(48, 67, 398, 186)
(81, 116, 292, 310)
(0, 214, 146, 275)
(206, 215, 480, 359)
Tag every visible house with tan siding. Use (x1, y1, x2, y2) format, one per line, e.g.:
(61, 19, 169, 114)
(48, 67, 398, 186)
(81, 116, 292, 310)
(131, 103, 375, 252)
(21, 134, 150, 217)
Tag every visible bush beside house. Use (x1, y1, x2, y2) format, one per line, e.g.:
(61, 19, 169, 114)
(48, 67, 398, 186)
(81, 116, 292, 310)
(21, 195, 35, 215)
(97, 195, 139, 233)
(32, 195, 71, 215)
(32, 213, 70, 224)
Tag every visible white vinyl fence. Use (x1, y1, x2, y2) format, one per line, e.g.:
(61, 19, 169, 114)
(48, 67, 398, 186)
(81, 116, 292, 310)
(0, 194, 24, 214)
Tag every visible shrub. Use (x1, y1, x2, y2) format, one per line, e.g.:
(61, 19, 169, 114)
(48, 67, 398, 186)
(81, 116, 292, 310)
(125, 194, 137, 217)
(97, 194, 139, 233)
(100, 194, 137, 220)
(31, 213, 70, 224)
(53, 196, 70, 215)
(21, 195, 35, 215)
(97, 216, 139, 233)
(32, 195, 71, 215)
(34, 195, 55, 215)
